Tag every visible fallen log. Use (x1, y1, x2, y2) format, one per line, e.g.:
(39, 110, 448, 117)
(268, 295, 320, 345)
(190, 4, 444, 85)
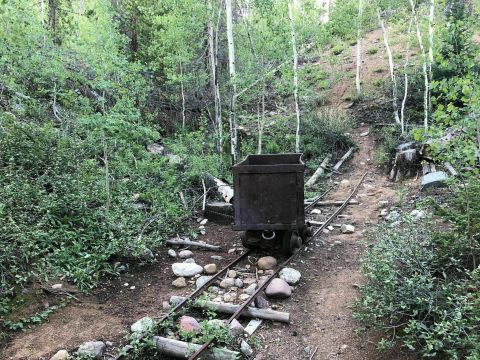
(332, 147, 354, 172)
(307, 221, 342, 227)
(304, 199, 359, 207)
(305, 154, 331, 188)
(205, 173, 234, 203)
(153, 336, 240, 360)
(170, 296, 290, 323)
(204, 202, 234, 225)
(166, 238, 220, 251)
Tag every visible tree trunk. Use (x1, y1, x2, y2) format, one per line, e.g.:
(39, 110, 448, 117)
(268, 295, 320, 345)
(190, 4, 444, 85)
(130, 16, 138, 54)
(428, 0, 435, 76)
(48, 0, 57, 43)
(319, 0, 330, 24)
(154, 337, 240, 360)
(400, 14, 414, 134)
(355, 0, 363, 95)
(180, 60, 186, 129)
(378, 9, 400, 125)
(226, 0, 238, 164)
(288, 2, 301, 153)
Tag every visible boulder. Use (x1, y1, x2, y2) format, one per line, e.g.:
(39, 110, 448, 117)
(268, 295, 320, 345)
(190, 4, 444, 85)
(179, 316, 200, 333)
(255, 295, 269, 309)
(279, 268, 301, 285)
(421, 171, 448, 190)
(203, 264, 217, 275)
(172, 277, 187, 288)
(77, 341, 106, 359)
(183, 258, 196, 264)
(257, 256, 277, 270)
(178, 250, 194, 259)
(172, 263, 203, 277)
(265, 278, 292, 299)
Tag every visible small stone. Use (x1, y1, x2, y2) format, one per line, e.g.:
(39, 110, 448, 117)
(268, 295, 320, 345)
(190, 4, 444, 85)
(240, 340, 253, 356)
(105, 341, 113, 346)
(245, 264, 251, 269)
(220, 278, 235, 289)
(141, 247, 154, 261)
(341, 224, 355, 234)
(129, 286, 136, 290)
(213, 297, 222, 302)
(172, 277, 187, 288)
(265, 278, 291, 299)
(51, 284, 63, 290)
(196, 276, 213, 289)
(200, 230, 206, 235)
(304, 346, 312, 354)
(229, 319, 244, 337)
(239, 294, 250, 301)
(211, 255, 224, 261)
(327, 225, 334, 231)
(322, 229, 330, 234)
(77, 341, 106, 359)
(258, 270, 264, 275)
(340, 179, 351, 186)
(200, 219, 208, 225)
(255, 295, 269, 309)
(378, 200, 389, 208)
(311, 209, 322, 215)
(168, 249, 177, 258)
(208, 286, 219, 294)
(279, 268, 301, 285)
(386, 210, 400, 222)
(223, 293, 237, 302)
(204, 264, 217, 275)
(244, 283, 257, 295)
(228, 270, 237, 278)
(243, 277, 256, 286)
(49, 350, 68, 360)
(179, 316, 200, 333)
(123, 283, 129, 287)
(131, 316, 154, 335)
(410, 209, 425, 221)
(172, 263, 203, 277)
(234, 278, 244, 288)
(178, 250, 194, 259)
(257, 256, 277, 270)
(184, 258, 196, 263)
(380, 209, 388, 217)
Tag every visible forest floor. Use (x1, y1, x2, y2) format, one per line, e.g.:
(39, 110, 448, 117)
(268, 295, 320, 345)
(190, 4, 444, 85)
(3, 29, 421, 360)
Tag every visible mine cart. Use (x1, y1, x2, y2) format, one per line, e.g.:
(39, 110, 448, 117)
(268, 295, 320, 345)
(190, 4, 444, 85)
(232, 153, 310, 254)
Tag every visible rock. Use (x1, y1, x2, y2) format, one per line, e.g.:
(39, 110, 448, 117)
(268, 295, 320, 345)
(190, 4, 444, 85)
(168, 249, 177, 258)
(179, 316, 200, 333)
(322, 229, 330, 234)
(172, 277, 187, 288)
(334, 240, 342, 246)
(172, 263, 203, 277)
(421, 171, 448, 190)
(410, 209, 425, 221)
(227, 270, 237, 278)
(51, 284, 63, 290)
(380, 209, 388, 217)
(255, 295, 269, 309)
(327, 225, 334, 231)
(228, 248, 236, 254)
(378, 200, 389, 208)
(200, 219, 208, 225)
(311, 209, 322, 215)
(234, 278, 244, 288)
(245, 283, 257, 295)
(129, 285, 136, 290)
(229, 319, 244, 337)
(77, 341, 106, 359)
(220, 278, 235, 289)
(183, 258, 196, 264)
(212, 297, 222, 302)
(340, 179, 351, 186)
(265, 278, 292, 299)
(196, 276, 213, 290)
(257, 256, 277, 270)
(200, 230, 206, 235)
(240, 340, 254, 356)
(341, 224, 355, 234)
(223, 293, 237, 302)
(211, 255, 224, 261)
(385, 210, 400, 222)
(49, 350, 68, 360)
(239, 294, 250, 301)
(279, 268, 301, 285)
(131, 316, 154, 335)
(204, 264, 217, 275)
(178, 250, 194, 259)
(208, 286, 219, 294)
(141, 248, 154, 261)
(243, 277, 257, 286)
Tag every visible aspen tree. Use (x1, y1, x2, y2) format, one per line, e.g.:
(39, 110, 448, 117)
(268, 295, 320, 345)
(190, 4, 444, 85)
(288, 1, 301, 153)
(226, 0, 238, 162)
(355, 0, 363, 95)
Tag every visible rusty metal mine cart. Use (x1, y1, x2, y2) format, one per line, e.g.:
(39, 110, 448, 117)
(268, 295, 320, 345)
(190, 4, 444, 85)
(232, 153, 310, 254)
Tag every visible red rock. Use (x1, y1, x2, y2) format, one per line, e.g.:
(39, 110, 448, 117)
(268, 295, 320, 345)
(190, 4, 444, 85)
(179, 316, 200, 333)
(265, 278, 291, 299)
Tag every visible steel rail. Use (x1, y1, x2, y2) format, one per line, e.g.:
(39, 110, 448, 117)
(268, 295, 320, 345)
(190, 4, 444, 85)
(304, 185, 334, 212)
(187, 172, 368, 360)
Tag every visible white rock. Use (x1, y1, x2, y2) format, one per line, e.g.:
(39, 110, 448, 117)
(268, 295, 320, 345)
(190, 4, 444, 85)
(227, 270, 237, 278)
(386, 210, 400, 222)
(178, 250, 194, 259)
(51, 284, 63, 290)
(172, 263, 203, 277)
(200, 219, 208, 225)
(410, 209, 425, 221)
(204, 264, 217, 274)
(77, 341, 106, 359)
(229, 319, 244, 337)
(240, 340, 254, 356)
(220, 278, 235, 289)
(183, 258, 196, 263)
(168, 249, 177, 258)
(279, 267, 301, 285)
(341, 224, 355, 234)
(196, 276, 213, 289)
(311, 209, 322, 215)
(244, 283, 257, 295)
(340, 179, 351, 186)
(327, 225, 334, 231)
(234, 278, 243, 288)
(239, 294, 250, 301)
(49, 350, 68, 360)
(131, 316, 154, 335)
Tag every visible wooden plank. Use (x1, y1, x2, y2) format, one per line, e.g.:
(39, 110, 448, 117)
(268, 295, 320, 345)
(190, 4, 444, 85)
(244, 319, 263, 336)
(153, 336, 240, 360)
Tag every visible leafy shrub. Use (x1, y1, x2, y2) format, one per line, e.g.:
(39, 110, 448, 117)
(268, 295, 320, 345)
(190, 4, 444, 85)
(355, 190, 480, 358)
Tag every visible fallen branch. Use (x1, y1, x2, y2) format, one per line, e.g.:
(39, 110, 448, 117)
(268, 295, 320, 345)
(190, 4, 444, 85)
(166, 238, 220, 251)
(205, 173, 234, 203)
(170, 296, 290, 323)
(306, 221, 342, 227)
(332, 148, 354, 172)
(304, 199, 359, 207)
(305, 154, 331, 188)
(153, 336, 240, 360)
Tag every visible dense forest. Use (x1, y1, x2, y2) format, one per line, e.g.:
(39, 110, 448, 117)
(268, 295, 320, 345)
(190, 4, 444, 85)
(1, 0, 480, 358)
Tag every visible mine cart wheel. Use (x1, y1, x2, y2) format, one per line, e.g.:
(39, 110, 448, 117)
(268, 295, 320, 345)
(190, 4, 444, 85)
(303, 226, 313, 238)
(282, 231, 302, 255)
(241, 231, 261, 249)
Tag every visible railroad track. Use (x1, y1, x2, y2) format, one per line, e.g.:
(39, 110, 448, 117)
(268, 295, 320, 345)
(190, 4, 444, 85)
(115, 172, 367, 359)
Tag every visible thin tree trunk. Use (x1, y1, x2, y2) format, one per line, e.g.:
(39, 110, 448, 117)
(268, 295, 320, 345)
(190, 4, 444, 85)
(288, 2, 301, 153)
(378, 9, 400, 125)
(319, 0, 330, 24)
(428, 0, 435, 76)
(258, 90, 265, 154)
(355, 0, 363, 95)
(226, 0, 238, 163)
(400, 14, 414, 135)
(48, 0, 57, 43)
(179, 60, 186, 129)
(410, 0, 429, 130)
(208, 0, 222, 153)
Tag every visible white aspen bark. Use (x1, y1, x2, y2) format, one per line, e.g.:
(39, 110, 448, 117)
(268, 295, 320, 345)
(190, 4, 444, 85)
(179, 59, 186, 129)
(400, 14, 414, 135)
(428, 0, 435, 75)
(208, 0, 222, 153)
(355, 0, 363, 95)
(258, 91, 265, 154)
(410, 0, 429, 130)
(288, 2, 301, 153)
(319, 0, 330, 24)
(378, 9, 400, 125)
(226, 0, 238, 163)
